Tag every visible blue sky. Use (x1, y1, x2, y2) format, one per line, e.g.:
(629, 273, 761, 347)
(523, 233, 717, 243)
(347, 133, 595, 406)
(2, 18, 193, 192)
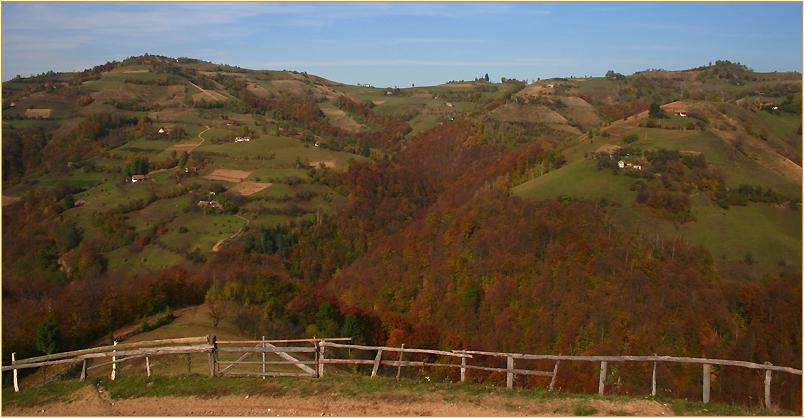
(3, 2, 802, 86)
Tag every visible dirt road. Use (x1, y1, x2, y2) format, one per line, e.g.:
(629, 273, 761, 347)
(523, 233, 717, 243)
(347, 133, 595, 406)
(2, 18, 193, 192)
(189, 81, 226, 102)
(5, 384, 673, 416)
(212, 215, 249, 252)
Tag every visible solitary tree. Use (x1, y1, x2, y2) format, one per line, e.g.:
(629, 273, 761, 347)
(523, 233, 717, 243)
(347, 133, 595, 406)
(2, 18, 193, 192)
(35, 315, 60, 355)
(649, 102, 667, 119)
(484, 73, 490, 82)
(206, 279, 227, 327)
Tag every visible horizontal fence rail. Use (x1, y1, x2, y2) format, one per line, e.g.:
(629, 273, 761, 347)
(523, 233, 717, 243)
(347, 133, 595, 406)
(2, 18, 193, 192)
(451, 350, 803, 375)
(4, 335, 801, 409)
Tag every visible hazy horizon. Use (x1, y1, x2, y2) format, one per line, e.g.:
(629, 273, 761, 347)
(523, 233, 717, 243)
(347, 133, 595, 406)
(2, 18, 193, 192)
(3, 2, 802, 86)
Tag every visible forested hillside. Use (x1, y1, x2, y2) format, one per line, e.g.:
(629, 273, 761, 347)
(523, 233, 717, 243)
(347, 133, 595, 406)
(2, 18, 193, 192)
(3, 56, 800, 408)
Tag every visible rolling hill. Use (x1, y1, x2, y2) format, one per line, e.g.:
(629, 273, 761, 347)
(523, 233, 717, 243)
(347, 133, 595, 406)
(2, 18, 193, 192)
(3, 56, 801, 410)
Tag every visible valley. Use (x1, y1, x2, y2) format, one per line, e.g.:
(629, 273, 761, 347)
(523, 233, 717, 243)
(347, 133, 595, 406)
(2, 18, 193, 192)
(2, 55, 801, 410)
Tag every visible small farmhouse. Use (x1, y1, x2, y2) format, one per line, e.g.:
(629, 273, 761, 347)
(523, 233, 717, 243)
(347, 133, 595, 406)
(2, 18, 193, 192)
(130, 174, 147, 183)
(617, 160, 626, 169)
(197, 200, 221, 209)
(671, 109, 688, 117)
(234, 136, 251, 143)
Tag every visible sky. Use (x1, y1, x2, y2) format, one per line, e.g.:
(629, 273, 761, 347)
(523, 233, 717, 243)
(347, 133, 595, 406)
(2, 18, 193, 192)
(3, 2, 802, 86)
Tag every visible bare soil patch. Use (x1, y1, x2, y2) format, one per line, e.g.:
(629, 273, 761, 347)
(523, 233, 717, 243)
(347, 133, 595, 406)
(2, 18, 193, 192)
(122, 70, 149, 74)
(661, 100, 696, 112)
(230, 182, 272, 196)
(518, 83, 550, 97)
(203, 169, 252, 183)
(491, 103, 568, 124)
(25, 108, 52, 118)
(190, 81, 228, 102)
(271, 79, 309, 96)
(555, 96, 602, 129)
(308, 160, 337, 169)
(271, 79, 339, 100)
(246, 83, 273, 98)
(372, 100, 386, 105)
(4, 386, 673, 416)
(322, 108, 363, 132)
(148, 108, 192, 122)
(440, 82, 475, 88)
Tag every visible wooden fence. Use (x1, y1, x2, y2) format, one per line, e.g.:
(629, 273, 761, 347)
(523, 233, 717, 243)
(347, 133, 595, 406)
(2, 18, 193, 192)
(3, 337, 801, 409)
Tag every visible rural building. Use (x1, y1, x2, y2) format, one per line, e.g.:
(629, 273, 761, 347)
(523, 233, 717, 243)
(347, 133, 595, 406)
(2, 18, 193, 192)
(197, 200, 221, 209)
(234, 136, 251, 142)
(671, 109, 688, 117)
(130, 174, 147, 183)
(618, 160, 626, 169)
(158, 127, 172, 134)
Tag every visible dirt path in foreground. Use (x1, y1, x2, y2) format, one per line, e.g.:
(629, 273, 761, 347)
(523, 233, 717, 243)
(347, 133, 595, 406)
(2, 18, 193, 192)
(5, 384, 672, 416)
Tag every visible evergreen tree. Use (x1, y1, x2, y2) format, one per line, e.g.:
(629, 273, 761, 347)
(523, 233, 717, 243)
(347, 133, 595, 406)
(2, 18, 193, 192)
(35, 316, 60, 355)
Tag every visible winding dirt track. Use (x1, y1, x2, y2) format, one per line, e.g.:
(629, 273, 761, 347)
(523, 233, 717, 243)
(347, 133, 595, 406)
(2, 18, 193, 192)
(212, 215, 250, 252)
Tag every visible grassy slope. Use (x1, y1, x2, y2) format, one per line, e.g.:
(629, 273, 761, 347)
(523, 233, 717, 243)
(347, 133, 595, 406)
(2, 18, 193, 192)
(514, 105, 801, 276)
(4, 60, 382, 279)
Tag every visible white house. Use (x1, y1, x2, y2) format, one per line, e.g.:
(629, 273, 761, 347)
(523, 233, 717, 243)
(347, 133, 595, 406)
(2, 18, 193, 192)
(617, 160, 626, 169)
(234, 136, 251, 143)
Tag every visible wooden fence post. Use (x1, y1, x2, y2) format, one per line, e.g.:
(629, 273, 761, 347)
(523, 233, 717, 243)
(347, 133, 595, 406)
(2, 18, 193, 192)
(764, 362, 773, 409)
(111, 341, 117, 381)
(261, 336, 266, 380)
(371, 349, 383, 378)
(651, 358, 657, 397)
(80, 359, 87, 381)
(12, 352, 19, 392)
(186, 353, 192, 374)
(598, 361, 607, 396)
(318, 343, 325, 378)
(145, 357, 151, 377)
(460, 355, 466, 383)
(313, 340, 321, 379)
(549, 359, 560, 391)
(396, 344, 405, 381)
(207, 335, 216, 377)
(702, 364, 711, 404)
(506, 355, 514, 389)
